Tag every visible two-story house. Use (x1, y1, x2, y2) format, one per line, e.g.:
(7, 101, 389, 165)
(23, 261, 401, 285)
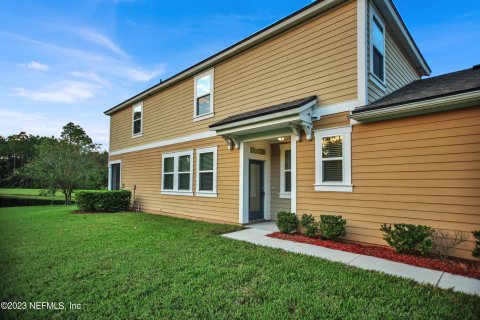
(105, 0, 480, 259)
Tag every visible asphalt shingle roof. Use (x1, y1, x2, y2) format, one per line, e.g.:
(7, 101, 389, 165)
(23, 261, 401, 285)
(353, 65, 480, 114)
(209, 96, 317, 128)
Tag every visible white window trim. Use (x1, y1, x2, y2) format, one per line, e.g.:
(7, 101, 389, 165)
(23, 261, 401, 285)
(279, 144, 291, 199)
(108, 160, 122, 191)
(196, 146, 218, 197)
(314, 126, 352, 192)
(161, 150, 194, 196)
(132, 101, 143, 137)
(193, 69, 214, 121)
(369, 4, 387, 91)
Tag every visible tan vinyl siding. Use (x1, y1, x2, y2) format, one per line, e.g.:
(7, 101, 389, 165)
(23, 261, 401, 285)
(298, 107, 480, 259)
(109, 0, 357, 152)
(270, 143, 291, 219)
(366, 3, 420, 103)
(109, 136, 240, 224)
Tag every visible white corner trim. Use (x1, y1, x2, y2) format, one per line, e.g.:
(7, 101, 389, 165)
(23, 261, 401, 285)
(313, 100, 358, 118)
(357, 0, 368, 106)
(109, 131, 216, 156)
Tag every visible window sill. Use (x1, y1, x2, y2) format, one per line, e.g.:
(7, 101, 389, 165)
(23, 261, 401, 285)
(161, 190, 193, 196)
(196, 191, 217, 198)
(193, 112, 214, 122)
(132, 133, 143, 138)
(279, 192, 291, 199)
(369, 73, 387, 92)
(314, 184, 353, 192)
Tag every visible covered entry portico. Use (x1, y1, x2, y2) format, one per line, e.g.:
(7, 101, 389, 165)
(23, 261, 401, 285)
(209, 96, 318, 224)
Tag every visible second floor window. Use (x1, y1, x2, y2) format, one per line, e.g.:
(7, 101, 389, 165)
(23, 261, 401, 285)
(132, 103, 143, 136)
(370, 8, 385, 83)
(194, 69, 214, 119)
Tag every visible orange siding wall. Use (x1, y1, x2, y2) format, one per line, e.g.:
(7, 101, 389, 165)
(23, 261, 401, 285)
(109, 136, 240, 224)
(297, 107, 480, 259)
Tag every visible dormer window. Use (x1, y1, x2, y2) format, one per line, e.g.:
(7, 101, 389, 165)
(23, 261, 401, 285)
(194, 69, 214, 120)
(132, 102, 143, 136)
(370, 6, 386, 86)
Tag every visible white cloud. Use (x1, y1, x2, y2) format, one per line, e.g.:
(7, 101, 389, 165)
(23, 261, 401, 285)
(76, 28, 127, 57)
(25, 61, 49, 71)
(12, 81, 96, 103)
(115, 64, 166, 82)
(67, 71, 111, 88)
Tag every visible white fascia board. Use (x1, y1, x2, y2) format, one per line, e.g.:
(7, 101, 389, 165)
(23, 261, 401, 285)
(104, 0, 345, 115)
(350, 91, 480, 122)
(313, 99, 358, 118)
(212, 111, 302, 133)
(109, 131, 216, 156)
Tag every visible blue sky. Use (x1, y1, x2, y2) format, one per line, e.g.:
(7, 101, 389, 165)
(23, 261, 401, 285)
(1, 0, 479, 149)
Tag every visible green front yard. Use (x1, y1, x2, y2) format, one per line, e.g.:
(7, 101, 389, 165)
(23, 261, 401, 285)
(1, 206, 479, 319)
(0, 188, 68, 201)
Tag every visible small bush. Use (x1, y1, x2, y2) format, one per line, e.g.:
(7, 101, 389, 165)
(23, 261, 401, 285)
(276, 211, 298, 234)
(76, 190, 131, 212)
(473, 230, 480, 258)
(319, 215, 346, 241)
(299, 214, 318, 237)
(380, 223, 433, 255)
(432, 229, 468, 261)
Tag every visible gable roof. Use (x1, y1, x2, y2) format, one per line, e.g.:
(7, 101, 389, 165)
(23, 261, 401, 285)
(353, 65, 480, 114)
(104, 0, 429, 115)
(210, 96, 317, 128)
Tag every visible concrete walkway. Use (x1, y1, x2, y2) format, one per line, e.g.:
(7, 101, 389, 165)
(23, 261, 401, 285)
(222, 222, 480, 296)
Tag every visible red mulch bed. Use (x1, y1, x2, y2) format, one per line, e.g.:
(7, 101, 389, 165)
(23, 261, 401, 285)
(268, 232, 480, 279)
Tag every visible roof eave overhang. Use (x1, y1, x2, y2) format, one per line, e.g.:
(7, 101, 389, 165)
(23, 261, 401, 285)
(373, 0, 431, 76)
(104, 0, 346, 116)
(349, 90, 480, 123)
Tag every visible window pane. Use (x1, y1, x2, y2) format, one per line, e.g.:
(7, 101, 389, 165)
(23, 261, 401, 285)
(322, 136, 343, 158)
(196, 94, 211, 115)
(284, 150, 291, 170)
(373, 47, 384, 80)
(133, 110, 142, 121)
(178, 173, 190, 190)
(372, 17, 384, 54)
(199, 172, 214, 191)
(164, 157, 174, 173)
(285, 171, 291, 192)
(163, 174, 174, 189)
(178, 155, 190, 172)
(200, 152, 213, 171)
(196, 74, 211, 96)
(323, 160, 343, 182)
(133, 119, 141, 134)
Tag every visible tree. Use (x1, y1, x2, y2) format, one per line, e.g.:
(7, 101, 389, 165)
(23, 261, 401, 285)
(25, 139, 105, 204)
(60, 122, 94, 147)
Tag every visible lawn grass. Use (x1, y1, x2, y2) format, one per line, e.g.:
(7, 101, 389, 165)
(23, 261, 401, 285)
(1, 206, 479, 319)
(0, 188, 89, 201)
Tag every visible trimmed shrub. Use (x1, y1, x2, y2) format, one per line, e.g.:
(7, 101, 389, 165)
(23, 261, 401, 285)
(473, 230, 480, 258)
(76, 190, 131, 212)
(276, 211, 298, 234)
(299, 214, 318, 237)
(319, 215, 346, 241)
(380, 223, 433, 255)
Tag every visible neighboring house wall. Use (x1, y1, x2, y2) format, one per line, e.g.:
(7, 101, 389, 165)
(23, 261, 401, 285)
(109, 0, 357, 153)
(297, 106, 480, 259)
(366, 2, 421, 103)
(109, 136, 240, 224)
(270, 143, 291, 220)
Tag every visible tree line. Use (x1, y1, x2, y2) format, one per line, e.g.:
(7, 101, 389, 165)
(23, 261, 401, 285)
(0, 123, 108, 203)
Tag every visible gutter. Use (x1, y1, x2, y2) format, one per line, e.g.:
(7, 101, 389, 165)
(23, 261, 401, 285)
(104, 0, 344, 116)
(349, 90, 480, 122)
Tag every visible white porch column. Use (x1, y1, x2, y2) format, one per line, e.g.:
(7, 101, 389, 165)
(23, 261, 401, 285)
(238, 142, 249, 224)
(290, 133, 297, 213)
